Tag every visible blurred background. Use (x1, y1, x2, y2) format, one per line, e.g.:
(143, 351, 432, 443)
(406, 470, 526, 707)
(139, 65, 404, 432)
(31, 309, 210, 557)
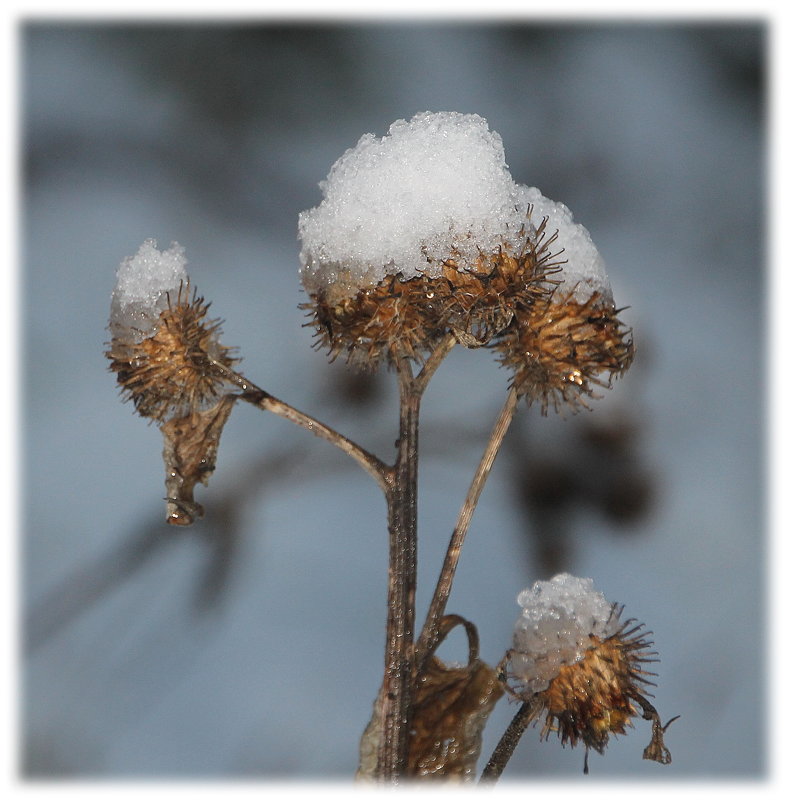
(20, 19, 765, 781)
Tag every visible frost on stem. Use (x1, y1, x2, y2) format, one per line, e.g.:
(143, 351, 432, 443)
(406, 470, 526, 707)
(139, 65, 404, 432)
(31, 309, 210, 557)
(106, 239, 239, 524)
(298, 111, 633, 405)
(502, 573, 675, 769)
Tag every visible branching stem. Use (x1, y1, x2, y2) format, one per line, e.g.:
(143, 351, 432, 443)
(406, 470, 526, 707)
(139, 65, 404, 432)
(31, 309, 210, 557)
(378, 362, 420, 781)
(214, 362, 393, 493)
(413, 333, 456, 395)
(377, 337, 455, 782)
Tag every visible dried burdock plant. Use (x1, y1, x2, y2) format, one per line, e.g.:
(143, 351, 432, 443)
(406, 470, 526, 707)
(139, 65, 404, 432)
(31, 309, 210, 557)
(491, 185, 634, 415)
(106, 240, 237, 422)
(106, 112, 674, 784)
(106, 240, 240, 523)
(496, 292, 634, 414)
(407, 643, 503, 780)
(482, 574, 675, 781)
(161, 396, 237, 525)
(302, 271, 445, 367)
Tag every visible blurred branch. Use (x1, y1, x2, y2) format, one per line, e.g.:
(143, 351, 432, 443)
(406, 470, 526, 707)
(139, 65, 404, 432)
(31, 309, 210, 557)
(26, 444, 306, 651)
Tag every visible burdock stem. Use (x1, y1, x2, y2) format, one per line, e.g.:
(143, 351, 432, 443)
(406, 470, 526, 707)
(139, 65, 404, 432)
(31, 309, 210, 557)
(377, 339, 454, 782)
(479, 699, 537, 783)
(212, 362, 392, 493)
(415, 386, 519, 669)
(378, 361, 420, 781)
(413, 332, 456, 394)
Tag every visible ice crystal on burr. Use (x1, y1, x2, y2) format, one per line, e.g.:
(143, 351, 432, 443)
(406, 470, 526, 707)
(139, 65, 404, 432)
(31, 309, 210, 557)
(298, 112, 556, 365)
(496, 191, 633, 413)
(298, 111, 632, 384)
(106, 240, 240, 525)
(505, 573, 673, 766)
(106, 239, 237, 422)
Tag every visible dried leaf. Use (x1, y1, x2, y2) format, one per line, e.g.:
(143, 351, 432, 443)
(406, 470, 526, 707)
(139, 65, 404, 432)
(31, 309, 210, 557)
(356, 615, 504, 782)
(639, 699, 678, 766)
(160, 395, 236, 525)
(408, 654, 504, 780)
(356, 691, 385, 781)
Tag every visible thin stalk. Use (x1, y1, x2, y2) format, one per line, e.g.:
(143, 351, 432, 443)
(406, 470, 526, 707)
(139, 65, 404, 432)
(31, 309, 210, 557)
(378, 361, 421, 782)
(479, 699, 537, 784)
(374, 338, 456, 782)
(213, 362, 392, 493)
(415, 386, 519, 668)
(413, 333, 456, 395)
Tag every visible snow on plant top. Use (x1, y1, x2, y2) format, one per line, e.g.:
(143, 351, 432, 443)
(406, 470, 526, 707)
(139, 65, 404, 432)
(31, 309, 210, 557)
(298, 111, 522, 287)
(298, 111, 612, 302)
(110, 239, 189, 340)
(518, 185, 611, 304)
(509, 573, 621, 697)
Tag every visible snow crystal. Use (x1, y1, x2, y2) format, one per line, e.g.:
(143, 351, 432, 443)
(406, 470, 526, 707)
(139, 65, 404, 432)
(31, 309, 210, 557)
(520, 185, 612, 304)
(508, 573, 621, 697)
(298, 112, 613, 307)
(298, 111, 528, 290)
(110, 239, 189, 341)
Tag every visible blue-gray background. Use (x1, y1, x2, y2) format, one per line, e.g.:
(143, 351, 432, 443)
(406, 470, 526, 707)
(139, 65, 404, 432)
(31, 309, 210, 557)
(21, 21, 765, 780)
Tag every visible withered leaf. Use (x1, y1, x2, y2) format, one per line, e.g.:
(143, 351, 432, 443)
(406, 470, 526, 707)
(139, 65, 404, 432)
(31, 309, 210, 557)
(638, 698, 678, 766)
(407, 654, 504, 780)
(160, 395, 237, 525)
(356, 615, 504, 782)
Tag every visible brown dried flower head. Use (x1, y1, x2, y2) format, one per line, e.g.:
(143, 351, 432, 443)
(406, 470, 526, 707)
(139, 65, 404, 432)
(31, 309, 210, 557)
(301, 225, 559, 368)
(107, 284, 237, 422)
(425, 216, 562, 349)
(506, 574, 675, 770)
(301, 271, 445, 368)
(298, 112, 577, 369)
(534, 614, 662, 758)
(496, 289, 634, 414)
(107, 240, 240, 525)
(298, 112, 634, 390)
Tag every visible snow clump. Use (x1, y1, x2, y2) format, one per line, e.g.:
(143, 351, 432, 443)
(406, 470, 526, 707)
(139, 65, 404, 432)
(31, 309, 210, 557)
(298, 111, 612, 302)
(110, 239, 189, 341)
(517, 185, 612, 304)
(509, 573, 621, 697)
